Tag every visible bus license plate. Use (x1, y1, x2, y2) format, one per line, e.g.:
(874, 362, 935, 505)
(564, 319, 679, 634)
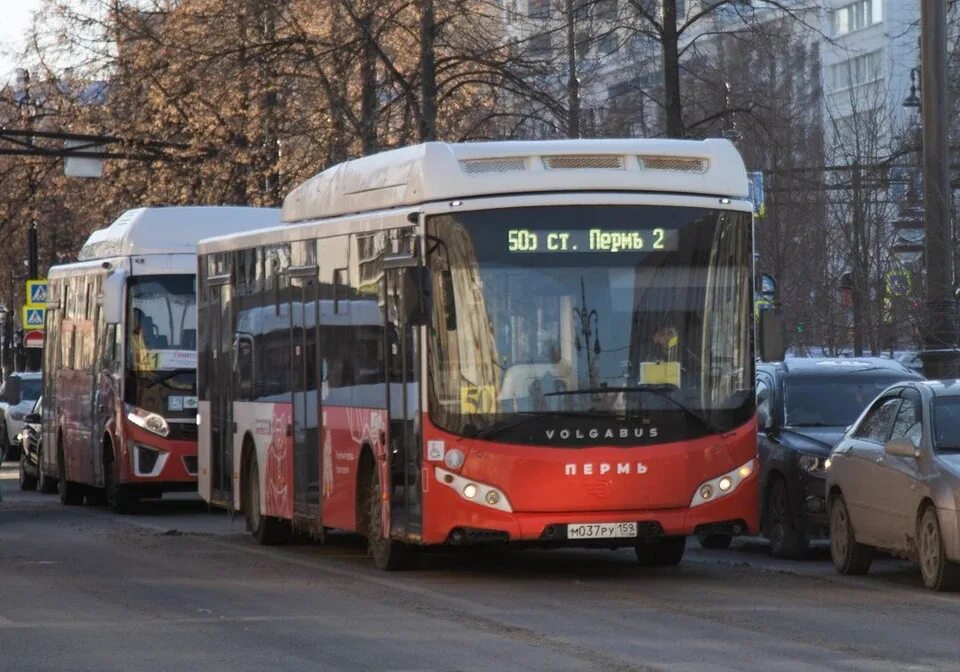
(567, 522, 637, 539)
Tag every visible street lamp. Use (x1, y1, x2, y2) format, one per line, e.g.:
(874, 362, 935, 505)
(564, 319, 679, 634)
(903, 67, 921, 110)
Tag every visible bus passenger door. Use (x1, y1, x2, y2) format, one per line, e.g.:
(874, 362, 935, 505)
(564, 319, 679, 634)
(289, 270, 322, 528)
(209, 281, 234, 504)
(384, 267, 423, 539)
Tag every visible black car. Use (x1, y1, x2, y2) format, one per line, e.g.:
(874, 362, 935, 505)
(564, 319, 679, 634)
(751, 358, 924, 557)
(17, 397, 51, 492)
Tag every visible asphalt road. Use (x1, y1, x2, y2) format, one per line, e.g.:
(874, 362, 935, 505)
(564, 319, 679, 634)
(2, 462, 959, 672)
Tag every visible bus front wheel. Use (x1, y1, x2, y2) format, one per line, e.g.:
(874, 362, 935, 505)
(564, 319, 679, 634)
(365, 464, 416, 571)
(635, 536, 686, 567)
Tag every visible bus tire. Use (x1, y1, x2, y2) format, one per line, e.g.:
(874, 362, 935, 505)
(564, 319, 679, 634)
(57, 440, 84, 506)
(244, 452, 288, 545)
(635, 536, 686, 567)
(365, 463, 416, 571)
(37, 446, 57, 494)
(104, 442, 135, 514)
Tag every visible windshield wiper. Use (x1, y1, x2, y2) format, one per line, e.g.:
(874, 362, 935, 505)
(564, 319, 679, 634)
(469, 412, 543, 440)
(144, 368, 194, 388)
(545, 385, 717, 433)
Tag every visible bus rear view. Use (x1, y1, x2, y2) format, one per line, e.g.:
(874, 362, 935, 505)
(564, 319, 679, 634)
(197, 139, 758, 569)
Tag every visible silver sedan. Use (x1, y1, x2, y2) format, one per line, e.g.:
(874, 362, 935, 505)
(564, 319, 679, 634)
(826, 380, 960, 591)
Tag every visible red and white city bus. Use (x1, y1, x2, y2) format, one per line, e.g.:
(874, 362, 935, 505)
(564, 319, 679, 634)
(42, 206, 279, 511)
(197, 139, 759, 569)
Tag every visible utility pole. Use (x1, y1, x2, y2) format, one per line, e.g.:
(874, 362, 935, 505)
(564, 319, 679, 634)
(565, 0, 580, 138)
(920, 0, 959, 378)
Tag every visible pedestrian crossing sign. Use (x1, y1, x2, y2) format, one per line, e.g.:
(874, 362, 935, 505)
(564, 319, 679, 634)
(23, 306, 45, 330)
(26, 279, 48, 306)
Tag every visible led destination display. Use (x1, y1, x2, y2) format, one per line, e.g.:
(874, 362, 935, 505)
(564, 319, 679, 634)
(507, 227, 679, 253)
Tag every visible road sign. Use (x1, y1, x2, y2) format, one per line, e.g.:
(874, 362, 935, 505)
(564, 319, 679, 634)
(26, 279, 47, 305)
(24, 330, 43, 349)
(748, 171, 765, 218)
(23, 306, 45, 329)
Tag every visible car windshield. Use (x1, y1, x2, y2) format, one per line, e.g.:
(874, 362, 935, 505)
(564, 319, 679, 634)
(426, 204, 754, 445)
(932, 397, 960, 453)
(784, 375, 909, 427)
(19, 378, 41, 402)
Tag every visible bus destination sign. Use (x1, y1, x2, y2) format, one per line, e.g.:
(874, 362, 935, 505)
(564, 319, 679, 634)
(507, 228, 678, 253)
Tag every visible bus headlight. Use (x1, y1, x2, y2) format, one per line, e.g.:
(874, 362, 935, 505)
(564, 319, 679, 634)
(126, 405, 170, 438)
(435, 467, 512, 513)
(690, 458, 755, 508)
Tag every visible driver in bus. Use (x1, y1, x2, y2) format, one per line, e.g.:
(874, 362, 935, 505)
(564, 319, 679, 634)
(648, 325, 679, 363)
(130, 308, 156, 371)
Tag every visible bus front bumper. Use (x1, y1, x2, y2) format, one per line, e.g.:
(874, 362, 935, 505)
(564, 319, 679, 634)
(425, 470, 759, 546)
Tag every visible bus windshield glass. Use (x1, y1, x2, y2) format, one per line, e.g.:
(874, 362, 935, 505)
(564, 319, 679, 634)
(426, 205, 754, 445)
(125, 274, 198, 421)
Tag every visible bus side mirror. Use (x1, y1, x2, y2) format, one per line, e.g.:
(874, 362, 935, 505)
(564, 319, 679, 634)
(401, 267, 432, 327)
(758, 308, 785, 363)
(102, 269, 128, 325)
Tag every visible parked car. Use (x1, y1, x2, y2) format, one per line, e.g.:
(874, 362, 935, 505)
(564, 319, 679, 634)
(828, 379, 960, 591)
(699, 358, 923, 556)
(0, 371, 41, 462)
(17, 396, 47, 491)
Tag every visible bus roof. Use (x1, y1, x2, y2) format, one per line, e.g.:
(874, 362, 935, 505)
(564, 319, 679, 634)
(282, 139, 750, 223)
(77, 206, 280, 261)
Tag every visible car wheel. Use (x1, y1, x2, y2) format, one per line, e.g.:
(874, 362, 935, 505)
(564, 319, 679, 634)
(636, 537, 686, 567)
(37, 445, 57, 494)
(829, 493, 872, 575)
(18, 452, 37, 490)
(766, 479, 808, 559)
(917, 506, 960, 592)
(697, 533, 733, 550)
(244, 453, 289, 545)
(57, 442, 84, 506)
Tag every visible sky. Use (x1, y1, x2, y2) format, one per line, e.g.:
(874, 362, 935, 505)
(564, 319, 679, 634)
(0, 0, 44, 83)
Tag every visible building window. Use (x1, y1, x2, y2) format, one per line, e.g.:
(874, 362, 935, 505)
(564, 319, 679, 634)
(828, 49, 882, 91)
(528, 0, 550, 19)
(834, 0, 882, 36)
(598, 33, 618, 57)
(528, 32, 552, 59)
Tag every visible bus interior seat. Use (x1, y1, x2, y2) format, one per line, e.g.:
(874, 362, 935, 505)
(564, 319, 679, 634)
(181, 329, 197, 350)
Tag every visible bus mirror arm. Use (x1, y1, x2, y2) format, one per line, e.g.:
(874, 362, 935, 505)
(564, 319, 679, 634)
(102, 268, 128, 325)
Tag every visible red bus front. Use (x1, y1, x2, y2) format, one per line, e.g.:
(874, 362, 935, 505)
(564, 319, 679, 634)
(411, 202, 758, 553)
(109, 274, 200, 498)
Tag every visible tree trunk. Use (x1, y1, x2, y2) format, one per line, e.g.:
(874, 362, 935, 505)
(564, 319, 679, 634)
(359, 11, 378, 155)
(419, 0, 438, 142)
(661, 0, 683, 138)
(565, 0, 580, 138)
(851, 165, 865, 356)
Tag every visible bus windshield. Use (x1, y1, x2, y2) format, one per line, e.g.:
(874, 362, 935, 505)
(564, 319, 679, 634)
(127, 274, 198, 372)
(426, 205, 754, 445)
(125, 274, 198, 422)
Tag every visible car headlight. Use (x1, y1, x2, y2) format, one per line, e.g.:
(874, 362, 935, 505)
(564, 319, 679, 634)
(9, 411, 24, 421)
(434, 466, 512, 513)
(798, 453, 828, 477)
(126, 405, 170, 437)
(690, 458, 755, 508)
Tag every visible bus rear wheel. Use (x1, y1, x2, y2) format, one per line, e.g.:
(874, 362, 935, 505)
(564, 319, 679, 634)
(57, 441, 84, 506)
(635, 536, 686, 567)
(244, 453, 288, 545)
(365, 464, 416, 571)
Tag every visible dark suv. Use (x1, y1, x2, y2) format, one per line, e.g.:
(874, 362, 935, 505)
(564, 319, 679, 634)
(752, 358, 924, 557)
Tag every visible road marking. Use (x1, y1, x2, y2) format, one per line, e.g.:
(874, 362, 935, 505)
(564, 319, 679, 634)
(0, 614, 15, 625)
